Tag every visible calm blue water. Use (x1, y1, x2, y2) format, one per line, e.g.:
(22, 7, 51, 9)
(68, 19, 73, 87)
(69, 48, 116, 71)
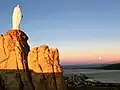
(63, 69, 120, 83)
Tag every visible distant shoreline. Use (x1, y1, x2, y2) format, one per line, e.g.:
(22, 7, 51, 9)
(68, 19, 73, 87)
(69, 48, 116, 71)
(64, 73, 120, 89)
(62, 63, 120, 70)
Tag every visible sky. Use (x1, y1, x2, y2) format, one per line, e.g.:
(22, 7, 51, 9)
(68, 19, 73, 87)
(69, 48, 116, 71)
(0, 0, 120, 65)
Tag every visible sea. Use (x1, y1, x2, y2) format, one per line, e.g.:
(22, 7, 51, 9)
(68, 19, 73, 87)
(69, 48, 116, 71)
(63, 68, 120, 83)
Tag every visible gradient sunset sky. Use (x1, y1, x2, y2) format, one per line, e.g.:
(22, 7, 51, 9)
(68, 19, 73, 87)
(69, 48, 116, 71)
(0, 0, 120, 64)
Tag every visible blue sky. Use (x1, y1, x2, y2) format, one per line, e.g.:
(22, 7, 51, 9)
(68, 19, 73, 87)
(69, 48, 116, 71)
(0, 0, 120, 64)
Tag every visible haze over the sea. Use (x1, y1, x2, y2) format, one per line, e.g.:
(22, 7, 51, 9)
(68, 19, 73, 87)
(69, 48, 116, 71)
(0, 0, 120, 64)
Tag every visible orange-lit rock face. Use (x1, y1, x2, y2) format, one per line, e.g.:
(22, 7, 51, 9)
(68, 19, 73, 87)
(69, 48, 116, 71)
(28, 45, 66, 90)
(0, 30, 66, 90)
(28, 45, 63, 73)
(0, 30, 30, 69)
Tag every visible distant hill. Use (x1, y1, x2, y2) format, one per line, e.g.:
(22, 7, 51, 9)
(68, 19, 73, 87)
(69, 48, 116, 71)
(62, 61, 120, 70)
(62, 64, 107, 69)
(100, 63, 120, 70)
(106, 60, 120, 64)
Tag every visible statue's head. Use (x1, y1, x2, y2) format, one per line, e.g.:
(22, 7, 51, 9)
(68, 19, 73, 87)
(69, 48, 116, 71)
(16, 5, 20, 7)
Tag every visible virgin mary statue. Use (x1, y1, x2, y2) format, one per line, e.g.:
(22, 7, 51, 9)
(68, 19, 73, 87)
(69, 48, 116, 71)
(12, 5, 23, 30)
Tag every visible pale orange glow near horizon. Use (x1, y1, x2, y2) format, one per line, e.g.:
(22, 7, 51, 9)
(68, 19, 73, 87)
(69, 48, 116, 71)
(60, 46, 120, 64)
(30, 39, 120, 64)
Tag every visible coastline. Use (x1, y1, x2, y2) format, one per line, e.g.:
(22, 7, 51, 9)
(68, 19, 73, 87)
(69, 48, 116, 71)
(64, 73, 120, 90)
(63, 64, 120, 83)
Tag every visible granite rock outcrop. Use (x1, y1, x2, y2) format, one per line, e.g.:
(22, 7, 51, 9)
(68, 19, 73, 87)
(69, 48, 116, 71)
(0, 30, 66, 90)
(0, 30, 29, 69)
(28, 45, 62, 73)
(28, 45, 65, 90)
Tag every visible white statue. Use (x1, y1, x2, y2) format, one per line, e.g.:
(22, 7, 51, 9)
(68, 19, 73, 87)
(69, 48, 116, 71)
(12, 5, 23, 30)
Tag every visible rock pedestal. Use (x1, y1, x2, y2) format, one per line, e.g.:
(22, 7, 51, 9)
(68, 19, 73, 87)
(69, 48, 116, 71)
(0, 30, 66, 90)
(0, 30, 35, 90)
(0, 30, 29, 69)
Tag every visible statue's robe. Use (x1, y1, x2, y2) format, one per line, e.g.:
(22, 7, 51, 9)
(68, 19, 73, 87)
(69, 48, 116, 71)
(12, 5, 22, 30)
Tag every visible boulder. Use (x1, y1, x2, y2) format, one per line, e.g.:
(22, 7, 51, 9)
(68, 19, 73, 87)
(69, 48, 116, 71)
(64, 73, 88, 88)
(28, 45, 62, 73)
(28, 45, 66, 90)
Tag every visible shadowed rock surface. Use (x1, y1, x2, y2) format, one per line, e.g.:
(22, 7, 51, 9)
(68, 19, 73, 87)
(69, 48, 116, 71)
(0, 30, 66, 90)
